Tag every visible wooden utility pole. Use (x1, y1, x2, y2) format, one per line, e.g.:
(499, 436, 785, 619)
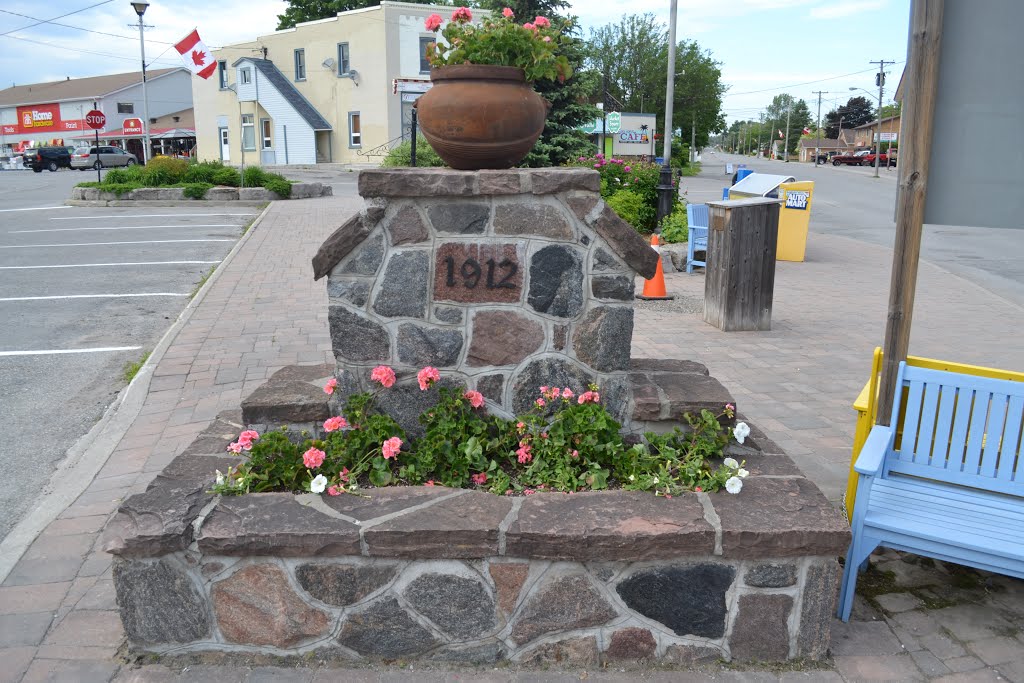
(870, 59, 894, 178)
(811, 90, 829, 165)
(876, 0, 944, 424)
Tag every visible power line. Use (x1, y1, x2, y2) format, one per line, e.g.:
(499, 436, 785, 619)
(0, 0, 113, 37)
(0, 33, 180, 66)
(0, 7, 174, 44)
(723, 64, 902, 98)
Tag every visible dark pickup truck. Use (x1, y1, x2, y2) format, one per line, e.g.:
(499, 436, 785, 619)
(23, 146, 74, 172)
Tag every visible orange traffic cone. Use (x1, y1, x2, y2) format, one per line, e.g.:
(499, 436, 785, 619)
(637, 233, 674, 300)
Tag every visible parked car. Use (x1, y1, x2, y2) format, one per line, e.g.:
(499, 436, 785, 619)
(831, 150, 873, 166)
(862, 151, 891, 167)
(71, 146, 138, 170)
(23, 146, 74, 172)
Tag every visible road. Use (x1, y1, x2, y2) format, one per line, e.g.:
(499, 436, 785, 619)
(695, 151, 1024, 306)
(0, 168, 256, 541)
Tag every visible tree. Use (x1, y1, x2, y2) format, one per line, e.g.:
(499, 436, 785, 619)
(822, 96, 875, 138)
(277, 0, 446, 29)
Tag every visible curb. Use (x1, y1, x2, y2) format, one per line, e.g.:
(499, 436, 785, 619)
(64, 200, 271, 208)
(0, 203, 274, 584)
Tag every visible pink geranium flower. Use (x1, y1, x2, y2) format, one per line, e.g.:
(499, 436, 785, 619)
(452, 6, 472, 22)
(302, 447, 325, 469)
(370, 365, 396, 388)
(323, 416, 347, 432)
(227, 442, 243, 454)
(534, 15, 550, 27)
(543, 36, 551, 42)
(425, 480, 435, 486)
(339, 467, 350, 482)
(502, 6, 514, 17)
(425, 13, 443, 30)
(417, 366, 440, 391)
(535, 397, 546, 407)
(327, 486, 341, 497)
(464, 390, 485, 409)
(471, 472, 488, 486)
(239, 430, 260, 444)
(523, 22, 535, 30)
(324, 378, 338, 395)
(382, 436, 403, 460)
(577, 390, 601, 404)
(561, 388, 574, 400)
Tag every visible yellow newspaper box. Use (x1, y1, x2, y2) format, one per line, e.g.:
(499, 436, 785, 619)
(777, 181, 814, 262)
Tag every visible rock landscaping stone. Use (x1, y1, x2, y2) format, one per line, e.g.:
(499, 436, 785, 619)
(387, 205, 430, 245)
(430, 642, 505, 664)
(339, 233, 385, 275)
(359, 168, 477, 198)
(289, 182, 330, 199)
(477, 169, 523, 195)
(591, 274, 634, 300)
(798, 560, 840, 659)
(433, 305, 463, 324)
(616, 564, 735, 638)
(372, 251, 429, 318)
(212, 564, 330, 648)
(396, 323, 463, 367)
(489, 563, 529, 616)
(662, 644, 723, 664)
(148, 454, 237, 490)
(511, 357, 594, 416)
(338, 597, 439, 658)
(294, 562, 398, 606)
(113, 558, 210, 645)
(239, 187, 279, 201)
(493, 203, 572, 239)
(467, 310, 544, 367)
(744, 562, 798, 588)
(322, 486, 452, 521)
(605, 627, 657, 661)
(530, 168, 600, 194)
(629, 366, 735, 422)
(328, 306, 391, 362)
(520, 635, 600, 666)
(102, 482, 210, 556)
(730, 593, 793, 661)
(476, 374, 505, 403)
(427, 202, 490, 234)
(204, 187, 239, 201)
(584, 204, 659, 279)
(326, 279, 370, 307)
(510, 574, 617, 645)
(505, 491, 714, 560)
(372, 378, 460, 437)
(313, 215, 371, 280)
(571, 306, 633, 372)
(592, 246, 625, 272)
(527, 245, 584, 318)
(433, 242, 523, 304)
(403, 572, 496, 639)
(241, 380, 330, 425)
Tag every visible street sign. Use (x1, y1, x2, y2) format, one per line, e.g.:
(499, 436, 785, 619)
(85, 110, 106, 130)
(579, 113, 622, 135)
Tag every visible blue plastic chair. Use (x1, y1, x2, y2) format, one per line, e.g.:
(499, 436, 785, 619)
(685, 203, 709, 273)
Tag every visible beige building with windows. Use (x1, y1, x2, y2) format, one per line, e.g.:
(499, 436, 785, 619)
(193, 2, 480, 166)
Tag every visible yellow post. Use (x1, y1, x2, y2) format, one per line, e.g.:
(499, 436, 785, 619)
(777, 181, 814, 262)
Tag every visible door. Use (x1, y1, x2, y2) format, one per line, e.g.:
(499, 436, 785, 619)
(219, 127, 230, 162)
(259, 119, 275, 165)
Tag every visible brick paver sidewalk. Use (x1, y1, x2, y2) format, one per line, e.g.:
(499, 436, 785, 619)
(1, 181, 1022, 682)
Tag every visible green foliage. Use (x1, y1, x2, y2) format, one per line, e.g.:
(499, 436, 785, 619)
(605, 190, 645, 230)
(182, 161, 224, 184)
(730, 94, 812, 157)
(141, 167, 176, 186)
(571, 154, 673, 232)
(276, 0, 443, 31)
(425, 8, 571, 84)
(381, 136, 446, 167)
(242, 165, 269, 187)
(263, 176, 292, 198)
(122, 351, 150, 383)
(145, 156, 189, 182)
(182, 182, 212, 200)
(824, 96, 875, 139)
(211, 368, 750, 499)
(212, 167, 242, 186)
(100, 182, 143, 196)
(660, 203, 688, 244)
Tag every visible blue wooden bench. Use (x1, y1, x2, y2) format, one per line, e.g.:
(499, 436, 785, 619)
(685, 203, 709, 273)
(838, 361, 1024, 621)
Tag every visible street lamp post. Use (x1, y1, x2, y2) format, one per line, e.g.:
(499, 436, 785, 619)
(850, 83, 886, 178)
(131, 1, 151, 164)
(655, 0, 678, 231)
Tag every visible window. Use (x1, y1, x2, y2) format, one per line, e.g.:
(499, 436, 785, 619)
(294, 49, 306, 81)
(337, 42, 350, 76)
(117, 102, 134, 114)
(419, 36, 433, 74)
(240, 67, 252, 85)
(260, 118, 272, 149)
(218, 60, 228, 89)
(241, 114, 256, 151)
(348, 112, 361, 147)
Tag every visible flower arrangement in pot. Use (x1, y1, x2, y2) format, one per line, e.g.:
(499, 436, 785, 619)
(416, 6, 572, 170)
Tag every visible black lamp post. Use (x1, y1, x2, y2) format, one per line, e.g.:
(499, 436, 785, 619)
(655, 0, 679, 231)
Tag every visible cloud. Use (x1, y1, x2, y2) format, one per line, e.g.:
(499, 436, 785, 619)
(810, 0, 887, 20)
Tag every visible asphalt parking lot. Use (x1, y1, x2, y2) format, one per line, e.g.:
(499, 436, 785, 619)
(0, 169, 257, 541)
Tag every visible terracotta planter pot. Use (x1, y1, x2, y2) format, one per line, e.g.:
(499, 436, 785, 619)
(415, 65, 550, 170)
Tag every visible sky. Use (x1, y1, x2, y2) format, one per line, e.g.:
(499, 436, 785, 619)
(0, 0, 909, 125)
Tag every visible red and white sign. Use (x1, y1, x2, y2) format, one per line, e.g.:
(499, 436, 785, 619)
(85, 110, 106, 130)
(174, 29, 217, 80)
(1, 125, 17, 135)
(15, 104, 61, 134)
(123, 118, 143, 134)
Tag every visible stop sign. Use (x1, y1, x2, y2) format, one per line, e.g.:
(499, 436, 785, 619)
(85, 110, 106, 129)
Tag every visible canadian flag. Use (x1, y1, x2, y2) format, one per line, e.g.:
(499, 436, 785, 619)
(174, 29, 217, 79)
(802, 127, 812, 135)
(778, 129, 784, 138)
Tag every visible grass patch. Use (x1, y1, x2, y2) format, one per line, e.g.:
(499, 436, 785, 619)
(679, 162, 702, 177)
(190, 265, 217, 300)
(123, 351, 151, 383)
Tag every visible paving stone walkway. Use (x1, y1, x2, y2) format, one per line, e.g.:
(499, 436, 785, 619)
(1, 180, 1023, 682)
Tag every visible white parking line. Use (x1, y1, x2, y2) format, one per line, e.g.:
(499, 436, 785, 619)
(0, 293, 187, 302)
(0, 239, 234, 249)
(50, 213, 253, 220)
(0, 260, 220, 270)
(0, 346, 142, 357)
(0, 206, 72, 213)
(12, 224, 237, 234)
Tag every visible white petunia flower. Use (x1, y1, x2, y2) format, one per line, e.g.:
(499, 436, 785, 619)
(310, 474, 328, 494)
(723, 457, 739, 470)
(629, 474, 635, 481)
(652, 477, 659, 484)
(215, 470, 225, 485)
(725, 476, 743, 494)
(733, 422, 751, 444)
(737, 468, 749, 478)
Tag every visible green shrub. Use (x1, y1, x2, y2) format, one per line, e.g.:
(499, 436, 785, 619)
(381, 136, 445, 167)
(182, 182, 213, 199)
(182, 162, 222, 184)
(243, 165, 269, 187)
(212, 167, 241, 186)
(263, 177, 291, 198)
(671, 137, 691, 169)
(76, 181, 101, 188)
(103, 165, 144, 186)
(141, 167, 176, 186)
(99, 182, 143, 196)
(570, 155, 674, 232)
(103, 168, 131, 184)
(605, 190, 647, 231)
(144, 156, 189, 181)
(660, 204, 689, 243)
